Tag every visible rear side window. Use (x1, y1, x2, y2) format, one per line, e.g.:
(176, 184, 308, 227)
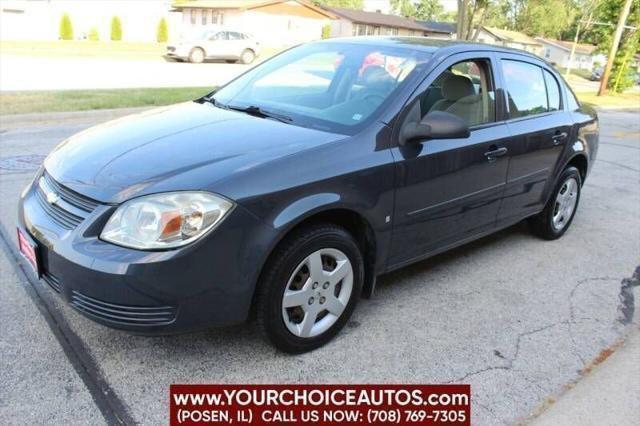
(501, 60, 547, 118)
(543, 70, 561, 111)
(564, 83, 581, 111)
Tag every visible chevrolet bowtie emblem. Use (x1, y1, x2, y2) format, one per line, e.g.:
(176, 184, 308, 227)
(38, 176, 60, 205)
(46, 190, 60, 205)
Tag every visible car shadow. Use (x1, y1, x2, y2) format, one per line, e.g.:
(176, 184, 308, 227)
(102, 221, 534, 357)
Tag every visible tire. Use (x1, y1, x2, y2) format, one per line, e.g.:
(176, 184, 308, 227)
(188, 48, 205, 64)
(240, 49, 256, 64)
(529, 166, 582, 240)
(255, 223, 364, 353)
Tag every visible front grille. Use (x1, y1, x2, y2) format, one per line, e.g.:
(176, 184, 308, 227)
(42, 172, 99, 212)
(70, 291, 177, 326)
(35, 172, 99, 230)
(42, 271, 61, 293)
(35, 188, 84, 229)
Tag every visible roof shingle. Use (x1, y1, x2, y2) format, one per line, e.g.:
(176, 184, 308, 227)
(325, 7, 427, 32)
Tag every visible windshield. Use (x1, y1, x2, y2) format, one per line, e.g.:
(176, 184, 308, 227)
(212, 42, 432, 134)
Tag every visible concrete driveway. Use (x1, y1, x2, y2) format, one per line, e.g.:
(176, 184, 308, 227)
(0, 108, 638, 425)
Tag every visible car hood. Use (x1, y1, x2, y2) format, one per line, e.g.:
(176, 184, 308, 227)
(44, 102, 344, 203)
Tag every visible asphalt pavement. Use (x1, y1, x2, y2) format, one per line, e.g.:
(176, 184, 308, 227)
(0, 107, 638, 424)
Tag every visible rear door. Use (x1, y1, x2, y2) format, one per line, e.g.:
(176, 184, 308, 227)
(495, 54, 573, 222)
(388, 52, 511, 267)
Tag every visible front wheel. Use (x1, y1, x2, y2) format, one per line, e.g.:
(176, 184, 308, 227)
(529, 166, 582, 240)
(189, 48, 205, 64)
(255, 224, 363, 353)
(240, 49, 256, 64)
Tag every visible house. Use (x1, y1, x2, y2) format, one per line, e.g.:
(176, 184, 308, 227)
(475, 26, 542, 55)
(416, 21, 456, 39)
(323, 7, 428, 38)
(536, 38, 603, 70)
(171, 0, 335, 45)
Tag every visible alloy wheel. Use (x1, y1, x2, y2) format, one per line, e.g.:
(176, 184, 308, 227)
(552, 177, 578, 231)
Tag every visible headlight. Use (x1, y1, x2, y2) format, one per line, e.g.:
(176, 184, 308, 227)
(101, 192, 234, 250)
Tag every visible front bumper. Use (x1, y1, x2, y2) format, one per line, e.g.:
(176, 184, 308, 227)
(18, 174, 270, 334)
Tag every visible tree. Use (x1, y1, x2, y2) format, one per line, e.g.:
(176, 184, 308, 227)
(322, 24, 332, 39)
(457, 0, 491, 40)
(312, 0, 363, 9)
(414, 0, 445, 21)
(390, 0, 416, 17)
(59, 13, 73, 40)
(88, 26, 99, 41)
(514, 0, 575, 38)
(157, 17, 168, 43)
(110, 16, 123, 41)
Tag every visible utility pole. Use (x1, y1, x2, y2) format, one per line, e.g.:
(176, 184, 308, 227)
(598, 0, 634, 96)
(566, 9, 594, 79)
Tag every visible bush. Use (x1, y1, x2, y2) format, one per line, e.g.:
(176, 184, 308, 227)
(321, 24, 332, 39)
(157, 18, 168, 43)
(110, 16, 122, 41)
(59, 13, 73, 40)
(88, 27, 99, 41)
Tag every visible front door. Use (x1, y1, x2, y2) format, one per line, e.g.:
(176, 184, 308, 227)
(388, 53, 510, 268)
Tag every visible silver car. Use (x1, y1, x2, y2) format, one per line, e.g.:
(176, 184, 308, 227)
(166, 29, 261, 64)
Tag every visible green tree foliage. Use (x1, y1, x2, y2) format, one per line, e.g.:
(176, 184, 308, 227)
(110, 16, 123, 41)
(322, 24, 332, 39)
(59, 13, 73, 40)
(391, 0, 417, 17)
(514, 0, 576, 38)
(585, 0, 640, 92)
(312, 0, 363, 9)
(157, 18, 168, 43)
(88, 26, 99, 41)
(414, 0, 445, 20)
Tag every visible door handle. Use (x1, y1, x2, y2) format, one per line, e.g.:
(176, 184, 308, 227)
(484, 146, 508, 162)
(552, 131, 568, 145)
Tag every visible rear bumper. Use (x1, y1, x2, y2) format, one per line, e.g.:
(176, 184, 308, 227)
(18, 175, 272, 334)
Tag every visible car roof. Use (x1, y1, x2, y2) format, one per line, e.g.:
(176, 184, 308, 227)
(318, 36, 541, 60)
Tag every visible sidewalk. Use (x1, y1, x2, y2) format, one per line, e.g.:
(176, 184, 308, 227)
(530, 329, 640, 425)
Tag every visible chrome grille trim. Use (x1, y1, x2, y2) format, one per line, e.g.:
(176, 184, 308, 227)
(42, 271, 61, 293)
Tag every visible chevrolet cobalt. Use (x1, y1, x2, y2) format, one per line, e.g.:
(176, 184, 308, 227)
(18, 38, 598, 353)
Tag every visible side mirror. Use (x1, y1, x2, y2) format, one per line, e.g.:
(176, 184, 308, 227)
(400, 111, 470, 145)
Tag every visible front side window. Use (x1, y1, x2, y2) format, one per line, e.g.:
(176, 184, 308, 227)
(214, 43, 431, 134)
(410, 59, 496, 127)
(501, 60, 548, 118)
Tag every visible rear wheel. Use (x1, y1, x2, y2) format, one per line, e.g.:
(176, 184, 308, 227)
(529, 166, 581, 240)
(240, 49, 256, 64)
(189, 48, 205, 64)
(256, 224, 363, 353)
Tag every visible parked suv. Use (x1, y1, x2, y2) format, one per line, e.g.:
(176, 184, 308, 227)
(166, 29, 260, 64)
(18, 38, 598, 353)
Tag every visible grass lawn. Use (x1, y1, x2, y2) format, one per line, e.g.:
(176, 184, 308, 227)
(577, 90, 640, 109)
(0, 40, 166, 61)
(0, 87, 213, 115)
